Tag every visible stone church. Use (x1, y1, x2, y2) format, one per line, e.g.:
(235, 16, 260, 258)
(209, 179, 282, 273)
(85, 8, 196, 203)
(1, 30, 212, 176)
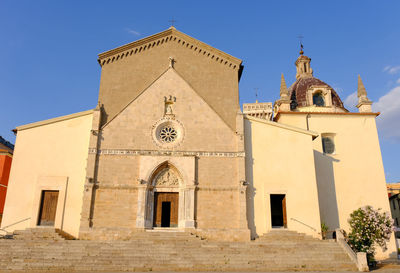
(1, 27, 396, 258)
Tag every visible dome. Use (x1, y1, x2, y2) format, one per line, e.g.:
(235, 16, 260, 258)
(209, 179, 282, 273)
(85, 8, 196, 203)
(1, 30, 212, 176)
(288, 77, 346, 110)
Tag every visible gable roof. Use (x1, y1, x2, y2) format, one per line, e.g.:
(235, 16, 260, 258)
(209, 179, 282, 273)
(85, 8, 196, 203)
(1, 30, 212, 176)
(97, 27, 243, 75)
(15, 110, 94, 132)
(0, 136, 14, 153)
(97, 27, 243, 131)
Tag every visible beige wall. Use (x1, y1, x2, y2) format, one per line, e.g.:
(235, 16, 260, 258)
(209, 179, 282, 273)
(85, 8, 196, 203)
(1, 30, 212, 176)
(1, 112, 92, 237)
(244, 117, 322, 238)
(277, 113, 397, 258)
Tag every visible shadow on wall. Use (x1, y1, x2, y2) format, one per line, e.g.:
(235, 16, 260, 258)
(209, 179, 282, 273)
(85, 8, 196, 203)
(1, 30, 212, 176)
(313, 150, 340, 232)
(244, 121, 257, 239)
(88, 130, 105, 228)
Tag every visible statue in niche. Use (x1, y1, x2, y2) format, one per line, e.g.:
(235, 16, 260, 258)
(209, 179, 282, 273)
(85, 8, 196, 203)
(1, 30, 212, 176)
(154, 167, 180, 186)
(164, 95, 176, 118)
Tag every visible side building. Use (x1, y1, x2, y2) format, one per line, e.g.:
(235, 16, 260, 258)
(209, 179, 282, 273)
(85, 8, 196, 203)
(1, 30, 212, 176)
(269, 49, 396, 259)
(0, 136, 14, 225)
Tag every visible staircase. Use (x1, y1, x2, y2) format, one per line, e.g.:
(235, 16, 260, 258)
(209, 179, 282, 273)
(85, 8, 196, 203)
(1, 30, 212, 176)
(0, 228, 357, 271)
(12, 228, 67, 241)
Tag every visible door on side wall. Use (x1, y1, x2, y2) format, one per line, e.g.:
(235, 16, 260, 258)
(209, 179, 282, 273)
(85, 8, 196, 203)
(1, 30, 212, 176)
(153, 192, 179, 227)
(37, 190, 59, 226)
(270, 194, 287, 228)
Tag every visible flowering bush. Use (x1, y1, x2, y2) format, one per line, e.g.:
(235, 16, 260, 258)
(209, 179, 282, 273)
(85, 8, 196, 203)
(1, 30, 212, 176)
(347, 206, 395, 259)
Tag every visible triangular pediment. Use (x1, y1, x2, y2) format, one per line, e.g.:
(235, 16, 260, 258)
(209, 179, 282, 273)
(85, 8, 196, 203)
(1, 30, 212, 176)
(101, 68, 237, 151)
(97, 28, 242, 131)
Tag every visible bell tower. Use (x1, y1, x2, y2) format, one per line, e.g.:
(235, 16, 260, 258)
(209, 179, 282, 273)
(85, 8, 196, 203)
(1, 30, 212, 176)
(295, 46, 313, 79)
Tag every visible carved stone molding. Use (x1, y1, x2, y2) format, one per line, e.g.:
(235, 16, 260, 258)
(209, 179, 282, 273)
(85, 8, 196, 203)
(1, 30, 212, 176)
(153, 167, 180, 187)
(98, 30, 240, 71)
(89, 148, 245, 158)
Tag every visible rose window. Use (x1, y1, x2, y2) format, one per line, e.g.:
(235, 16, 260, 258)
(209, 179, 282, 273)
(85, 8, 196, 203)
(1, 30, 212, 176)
(152, 119, 184, 148)
(159, 126, 177, 143)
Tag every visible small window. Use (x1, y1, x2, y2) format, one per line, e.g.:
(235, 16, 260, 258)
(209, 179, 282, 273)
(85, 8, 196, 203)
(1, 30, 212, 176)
(396, 218, 399, 227)
(394, 200, 397, 210)
(313, 92, 325, 106)
(322, 136, 335, 154)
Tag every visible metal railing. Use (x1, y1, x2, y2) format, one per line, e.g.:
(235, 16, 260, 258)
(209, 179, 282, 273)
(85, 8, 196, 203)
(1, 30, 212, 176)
(290, 217, 317, 232)
(0, 217, 31, 237)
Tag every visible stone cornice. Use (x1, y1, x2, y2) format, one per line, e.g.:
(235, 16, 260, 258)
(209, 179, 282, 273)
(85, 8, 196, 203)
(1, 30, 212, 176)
(97, 184, 238, 192)
(275, 111, 380, 120)
(89, 148, 244, 158)
(97, 28, 242, 70)
(0, 151, 13, 157)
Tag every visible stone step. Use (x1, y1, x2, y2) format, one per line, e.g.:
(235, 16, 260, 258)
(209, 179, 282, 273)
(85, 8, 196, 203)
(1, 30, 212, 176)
(0, 228, 357, 271)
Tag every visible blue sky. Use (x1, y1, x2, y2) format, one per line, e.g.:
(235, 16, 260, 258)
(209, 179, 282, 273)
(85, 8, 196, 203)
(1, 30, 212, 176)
(1, 0, 399, 182)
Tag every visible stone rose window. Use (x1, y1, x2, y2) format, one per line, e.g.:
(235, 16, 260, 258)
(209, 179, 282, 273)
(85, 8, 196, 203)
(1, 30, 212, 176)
(159, 126, 178, 143)
(152, 119, 184, 149)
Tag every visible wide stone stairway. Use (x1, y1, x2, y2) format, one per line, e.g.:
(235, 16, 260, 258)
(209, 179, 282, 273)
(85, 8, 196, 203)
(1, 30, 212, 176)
(0, 228, 357, 271)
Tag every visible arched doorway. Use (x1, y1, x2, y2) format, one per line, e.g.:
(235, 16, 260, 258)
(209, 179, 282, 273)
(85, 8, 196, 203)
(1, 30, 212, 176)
(136, 161, 195, 229)
(151, 164, 181, 228)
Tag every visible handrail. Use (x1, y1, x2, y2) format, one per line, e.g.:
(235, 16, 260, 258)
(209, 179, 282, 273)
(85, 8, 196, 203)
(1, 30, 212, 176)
(335, 228, 368, 271)
(0, 217, 31, 232)
(290, 217, 317, 232)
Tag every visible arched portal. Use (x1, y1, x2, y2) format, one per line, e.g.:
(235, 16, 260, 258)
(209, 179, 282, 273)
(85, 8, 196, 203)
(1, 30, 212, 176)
(151, 163, 181, 228)
(136, 161, 195, 229)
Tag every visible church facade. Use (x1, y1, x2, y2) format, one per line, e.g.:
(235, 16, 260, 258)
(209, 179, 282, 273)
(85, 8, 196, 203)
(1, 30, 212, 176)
(1, 27, 396, 258)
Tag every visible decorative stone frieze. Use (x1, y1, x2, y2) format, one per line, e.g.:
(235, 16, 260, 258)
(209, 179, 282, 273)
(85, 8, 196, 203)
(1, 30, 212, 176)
(98, 28, 241, 71)
(88, 148, 245, 158)
(153, 167, 180, 187)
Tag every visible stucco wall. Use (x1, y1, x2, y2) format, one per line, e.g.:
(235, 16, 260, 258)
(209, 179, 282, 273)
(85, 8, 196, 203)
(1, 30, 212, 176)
(1, 112, 92, 237)
(244, 117, 321, 238)
(277, 113, 397, 258)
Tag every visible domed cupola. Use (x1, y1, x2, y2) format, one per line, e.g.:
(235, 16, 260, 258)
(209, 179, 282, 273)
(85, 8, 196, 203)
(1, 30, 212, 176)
(286, 47, 347, 113)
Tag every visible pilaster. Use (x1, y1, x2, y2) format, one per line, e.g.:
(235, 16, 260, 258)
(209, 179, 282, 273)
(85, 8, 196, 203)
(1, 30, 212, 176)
(79, 104, 101, 236)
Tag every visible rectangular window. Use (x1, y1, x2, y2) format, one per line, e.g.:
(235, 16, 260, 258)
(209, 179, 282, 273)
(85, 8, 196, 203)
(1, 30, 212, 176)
(321, 133, 336, 155)
(394, 200, 397, 210)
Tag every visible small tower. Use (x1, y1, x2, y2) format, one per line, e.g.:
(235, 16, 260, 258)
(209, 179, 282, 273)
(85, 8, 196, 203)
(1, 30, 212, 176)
(274, 74, 291, 112)
(295, 46, 313, 79)
(356, 75, 372, 113)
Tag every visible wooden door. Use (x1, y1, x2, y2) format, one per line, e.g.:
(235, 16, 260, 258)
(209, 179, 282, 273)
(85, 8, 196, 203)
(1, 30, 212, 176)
(37, 190, 59, 226)
(282, 196, 287, 228)
(153, 192, 179, 227)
